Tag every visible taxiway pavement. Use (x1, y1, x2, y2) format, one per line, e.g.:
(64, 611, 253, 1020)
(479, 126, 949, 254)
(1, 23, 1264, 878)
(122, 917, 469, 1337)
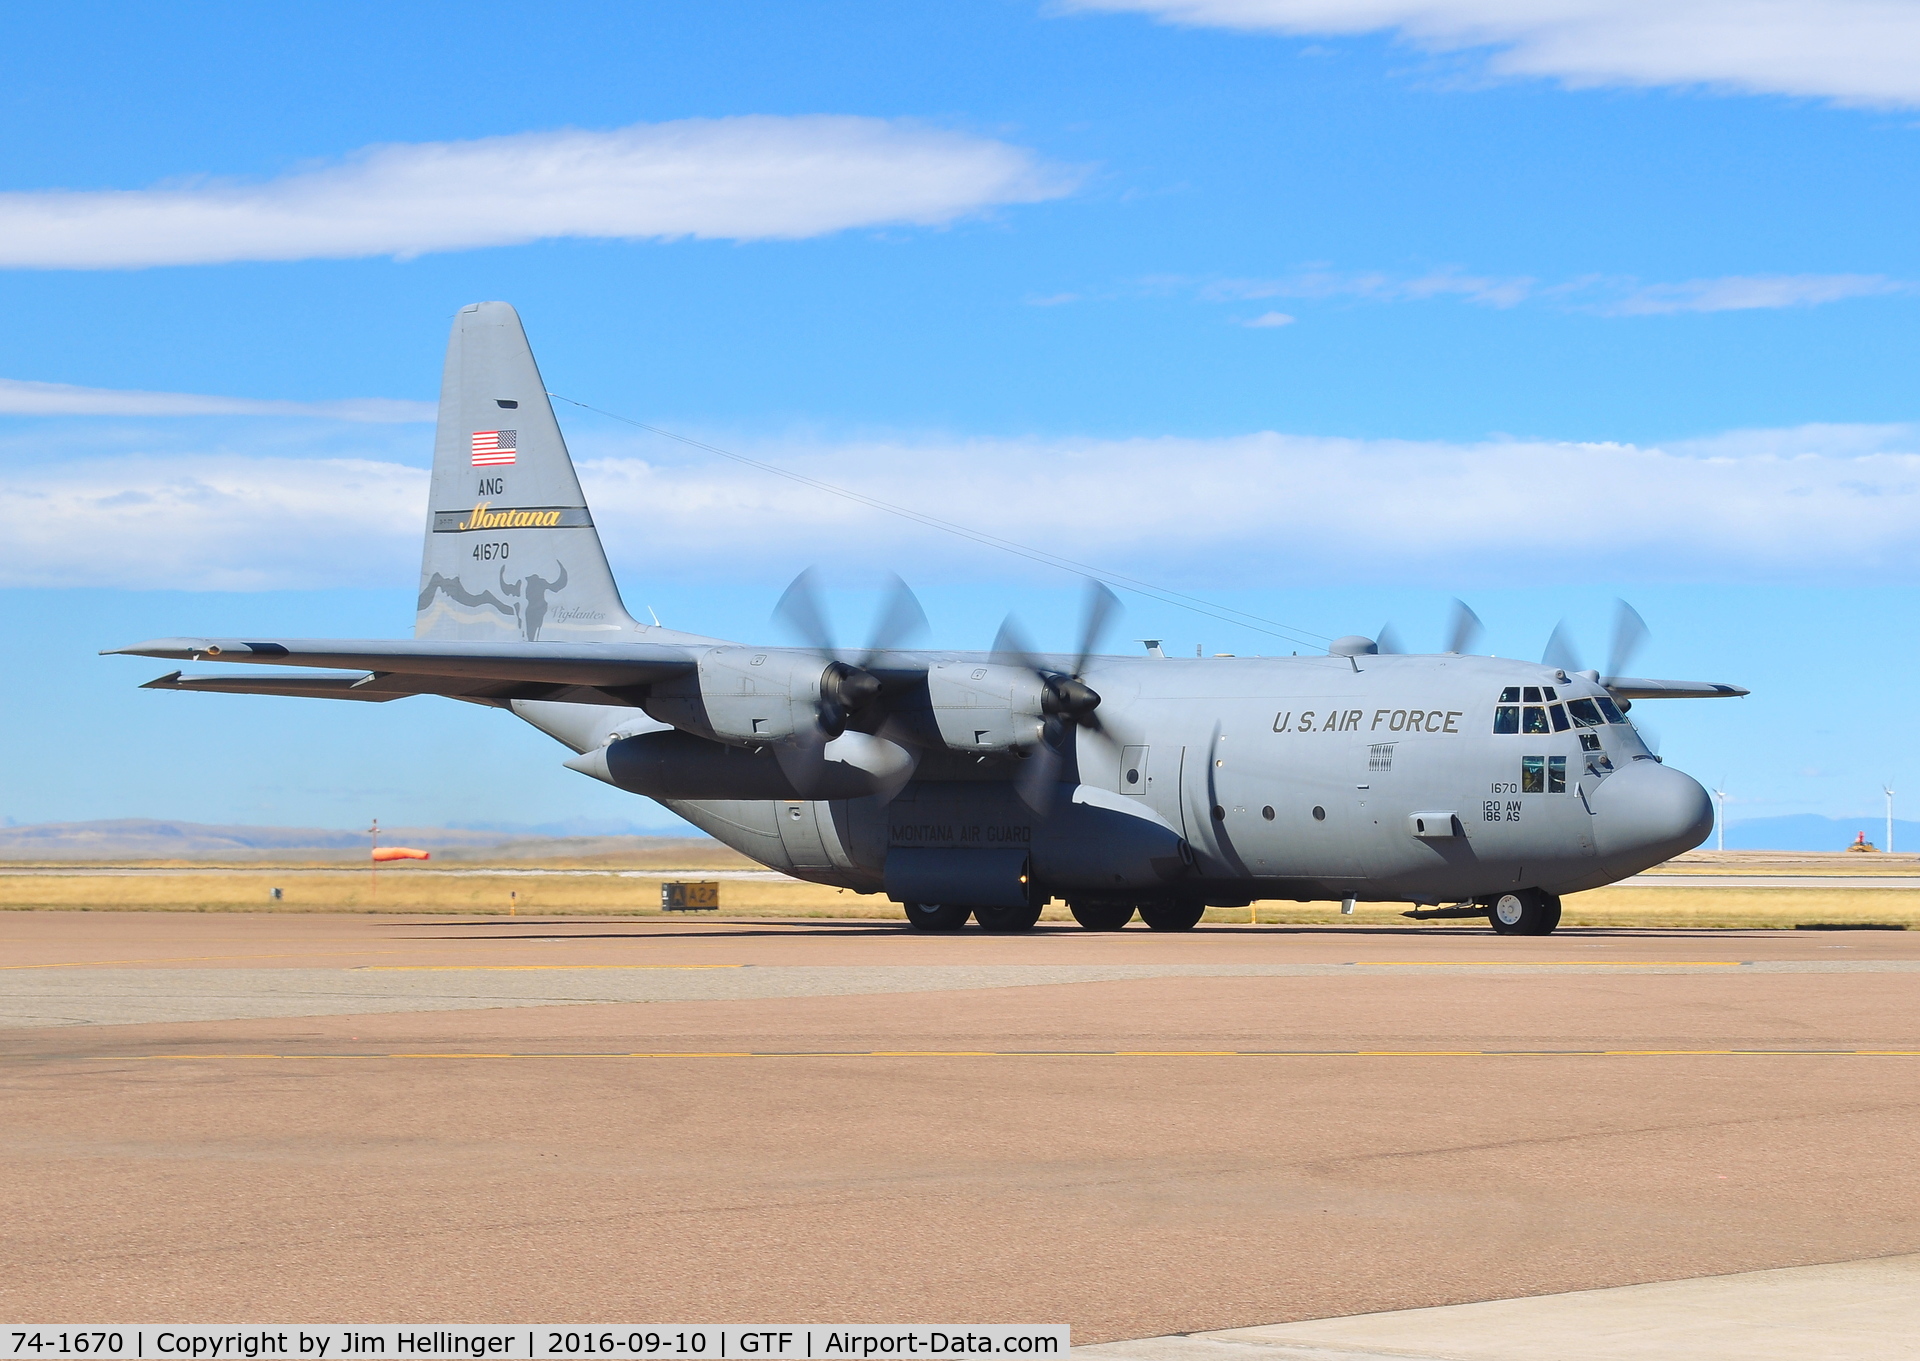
(2, 911, 1916, 1345)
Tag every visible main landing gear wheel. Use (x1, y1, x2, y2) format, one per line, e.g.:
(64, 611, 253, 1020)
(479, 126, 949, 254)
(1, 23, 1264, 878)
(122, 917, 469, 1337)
(1485, 889, 1562, 936)
(1069, 901, 1135, 930)
(1139, 901, 1206, 931)
(973, 903, 1044, 933)
(902, 902, 971, 932)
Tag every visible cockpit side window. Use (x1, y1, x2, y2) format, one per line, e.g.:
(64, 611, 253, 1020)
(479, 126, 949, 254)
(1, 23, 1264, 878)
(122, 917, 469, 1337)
(1566, 697, 1604, 727)
(1494, 705, 1519, 734)
(1549, 704, 1570, 732)
(1595, 695, 1627, 724)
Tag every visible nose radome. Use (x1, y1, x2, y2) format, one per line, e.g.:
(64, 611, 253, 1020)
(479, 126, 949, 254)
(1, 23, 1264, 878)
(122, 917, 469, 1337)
(1590, 760, 1714, 864)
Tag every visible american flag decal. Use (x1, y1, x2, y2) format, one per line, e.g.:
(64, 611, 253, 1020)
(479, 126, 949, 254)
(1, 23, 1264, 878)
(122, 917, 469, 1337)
(470, 430, 517, 466)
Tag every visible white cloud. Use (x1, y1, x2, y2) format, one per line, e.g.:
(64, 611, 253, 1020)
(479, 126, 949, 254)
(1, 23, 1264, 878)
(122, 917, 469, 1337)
(1066, 0, 1920, 107)
(19, 422, 1920, 591)
(13, 455, 427, 590)
(1203, 267, 1537, 307)
(1605, 273, 1907, 315)
(1241, 310, 1297, 326)
(1185, 267, 1908, 315)
(0, 116, 1076, 270)
(0, 377, 433, 421)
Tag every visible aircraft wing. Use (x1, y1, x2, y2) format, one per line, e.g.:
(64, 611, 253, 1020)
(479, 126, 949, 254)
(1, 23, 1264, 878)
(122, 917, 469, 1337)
(1606, 676, 1749, 700)
(112, 637, 700, 708)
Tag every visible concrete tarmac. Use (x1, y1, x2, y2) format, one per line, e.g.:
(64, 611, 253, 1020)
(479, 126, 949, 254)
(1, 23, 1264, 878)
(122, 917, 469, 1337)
(2, 912, 1917, 1346)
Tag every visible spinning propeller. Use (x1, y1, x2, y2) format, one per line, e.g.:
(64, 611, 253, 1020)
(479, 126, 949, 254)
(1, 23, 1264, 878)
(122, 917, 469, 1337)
(1541, 599, 1659, 749)
(990, 579, 1123, 814)
(1541, 599, 1650, 692)
(771, 568, 930, 794)
(1375, 599, 1484, 656)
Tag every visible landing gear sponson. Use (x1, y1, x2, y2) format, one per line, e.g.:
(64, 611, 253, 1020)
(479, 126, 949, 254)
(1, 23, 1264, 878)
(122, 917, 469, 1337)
(903, 898, 1208, 932)
(911, 892, 1564, 934)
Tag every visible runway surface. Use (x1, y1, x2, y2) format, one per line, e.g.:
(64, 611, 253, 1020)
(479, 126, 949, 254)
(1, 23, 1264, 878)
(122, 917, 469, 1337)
(2, 911, 1917, 1344)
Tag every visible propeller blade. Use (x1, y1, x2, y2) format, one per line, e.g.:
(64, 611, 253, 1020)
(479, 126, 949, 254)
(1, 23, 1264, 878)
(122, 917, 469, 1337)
(869, 746, 922, 805)
(1072, 579, 1123, 677)
(1607, 599, 1650, 684)
(772, 567, 836, 657)
(861, 573, 929, 665)
(1014, 740, 1063, 815)
(773, 733, 829, 798)
(1376, 622, 1405, 656)
(1541, 620, 1583, 675)
(991, 614, 1042, 673)
(1445, 599, 1484, 656)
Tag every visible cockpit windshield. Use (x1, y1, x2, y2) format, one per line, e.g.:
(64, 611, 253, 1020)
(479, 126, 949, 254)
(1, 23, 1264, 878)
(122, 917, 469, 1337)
(1495, 686, 1628, 734)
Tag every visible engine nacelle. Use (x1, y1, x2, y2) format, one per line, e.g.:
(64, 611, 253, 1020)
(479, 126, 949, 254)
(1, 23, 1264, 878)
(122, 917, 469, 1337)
(641, 647, 878, 748)
(566, 728, 915, 801)
(925, 661, 1046, 753)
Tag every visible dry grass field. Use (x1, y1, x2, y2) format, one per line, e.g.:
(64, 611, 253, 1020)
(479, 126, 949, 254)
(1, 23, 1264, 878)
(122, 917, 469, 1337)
(2, 847, 1915, 928)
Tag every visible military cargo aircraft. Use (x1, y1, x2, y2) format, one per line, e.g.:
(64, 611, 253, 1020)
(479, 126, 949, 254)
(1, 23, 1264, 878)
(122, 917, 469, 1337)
(111, 303, 1744, 935)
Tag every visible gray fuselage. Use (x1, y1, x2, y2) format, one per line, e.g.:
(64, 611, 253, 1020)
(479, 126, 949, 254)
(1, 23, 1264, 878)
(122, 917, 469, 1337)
(520, 647, 1712, 907)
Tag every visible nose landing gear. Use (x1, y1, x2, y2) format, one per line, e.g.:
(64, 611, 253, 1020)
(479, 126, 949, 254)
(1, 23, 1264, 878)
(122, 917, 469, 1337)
(1484, 889, 1562, 935)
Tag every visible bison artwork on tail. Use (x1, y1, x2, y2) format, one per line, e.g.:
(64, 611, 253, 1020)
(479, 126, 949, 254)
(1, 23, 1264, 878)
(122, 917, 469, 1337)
(500, 562, 569, 642)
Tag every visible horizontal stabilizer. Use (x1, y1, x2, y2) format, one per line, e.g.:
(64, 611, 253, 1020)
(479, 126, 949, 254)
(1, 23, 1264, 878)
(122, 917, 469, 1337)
(141, 671, 405, 702)
(1607, 677, 1749, 700)
(109, 637, 696, 689)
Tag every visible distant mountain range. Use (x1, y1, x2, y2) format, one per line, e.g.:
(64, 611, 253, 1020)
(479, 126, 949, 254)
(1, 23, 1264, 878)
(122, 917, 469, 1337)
(1, 812, 1909, 861)
(0, 818, 708, 861)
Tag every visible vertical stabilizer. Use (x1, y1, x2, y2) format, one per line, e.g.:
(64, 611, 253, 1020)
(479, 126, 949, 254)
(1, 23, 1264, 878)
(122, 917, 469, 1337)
(416, 302, 637, 642)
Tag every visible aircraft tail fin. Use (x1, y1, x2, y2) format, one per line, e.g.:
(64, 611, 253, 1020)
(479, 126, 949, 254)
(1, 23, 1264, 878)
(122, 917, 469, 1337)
(415, 302, 638, 643)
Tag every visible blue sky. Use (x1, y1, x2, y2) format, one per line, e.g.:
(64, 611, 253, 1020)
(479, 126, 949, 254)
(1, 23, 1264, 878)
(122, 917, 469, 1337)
(5, 0, 1919, 841)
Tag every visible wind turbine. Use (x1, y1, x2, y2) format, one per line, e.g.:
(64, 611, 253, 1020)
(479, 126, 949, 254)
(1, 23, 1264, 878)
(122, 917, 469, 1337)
(1712, 783, 1728, 852)
(1884, 785, 1896, 855)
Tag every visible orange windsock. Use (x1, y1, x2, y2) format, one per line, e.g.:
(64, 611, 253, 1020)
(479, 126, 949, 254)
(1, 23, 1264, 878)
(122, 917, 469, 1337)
(372, 847, 430, 862)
